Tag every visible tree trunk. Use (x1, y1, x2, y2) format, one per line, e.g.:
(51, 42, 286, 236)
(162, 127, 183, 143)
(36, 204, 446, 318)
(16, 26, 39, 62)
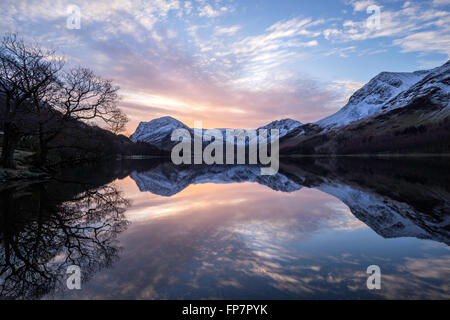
(37, 144, 48, 167)
(36, 124, 48, 167)
(1, 123, 20, 169)
(0, 188, 14, 265)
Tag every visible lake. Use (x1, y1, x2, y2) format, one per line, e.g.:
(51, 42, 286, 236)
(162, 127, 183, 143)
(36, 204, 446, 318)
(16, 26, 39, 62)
(0, 157, 449, 299)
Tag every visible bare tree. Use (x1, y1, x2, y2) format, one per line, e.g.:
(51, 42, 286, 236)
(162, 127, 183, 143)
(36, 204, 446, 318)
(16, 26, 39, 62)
(0, 181, 130, 299)
(0, 34, 129, 168)
(0, 33, 63, 168)
(31, 67, 129, 165)
(107, 109, 129, 135)
(55, 67, 121, 124)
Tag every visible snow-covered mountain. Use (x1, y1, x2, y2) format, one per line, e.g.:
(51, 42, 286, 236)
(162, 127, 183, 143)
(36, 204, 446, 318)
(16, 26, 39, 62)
(316, 70, 431, 129)
(381, 60, 450, 114)
(130, 117, 302, 150)
(257, 119, 303, 137)
(130, 116, 190, 150)
(130, 61, 449, 154)
(280, 60, 450, 154)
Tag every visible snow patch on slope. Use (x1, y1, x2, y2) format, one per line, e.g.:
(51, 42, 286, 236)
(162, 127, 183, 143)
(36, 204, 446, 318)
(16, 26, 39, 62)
(131, 117, 302, 148)
(316, 70, 430, 129)
(130, 116, 189, 148)
(382, 60, 450, 112)
(258, 119, 303, 138)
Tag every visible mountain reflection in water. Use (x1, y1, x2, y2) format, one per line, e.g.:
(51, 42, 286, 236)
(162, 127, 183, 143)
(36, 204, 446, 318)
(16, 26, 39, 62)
(1, 157, 449, 299)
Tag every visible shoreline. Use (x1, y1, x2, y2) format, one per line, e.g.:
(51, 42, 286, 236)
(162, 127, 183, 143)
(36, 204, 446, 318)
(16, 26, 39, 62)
(282, 153, 450, 158)
(2, 153, 449, 185)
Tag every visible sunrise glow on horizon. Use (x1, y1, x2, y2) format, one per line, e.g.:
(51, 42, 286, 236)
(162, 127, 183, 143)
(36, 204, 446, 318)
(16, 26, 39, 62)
(2, 0, 448, 133)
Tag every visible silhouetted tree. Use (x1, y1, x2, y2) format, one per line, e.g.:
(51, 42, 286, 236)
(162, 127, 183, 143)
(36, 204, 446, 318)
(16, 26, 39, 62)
(0, 33, 130, 168)
(33, 66, 128, 165)
(0, 181, 130, 299)
(107, 110, 129, 135)
(0, 33, 63, 168)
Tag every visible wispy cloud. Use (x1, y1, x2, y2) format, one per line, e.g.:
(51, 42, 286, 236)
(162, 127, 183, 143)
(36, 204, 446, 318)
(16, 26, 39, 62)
(215, 25, 241, 36)
(393, 31, 450, 56)
(198, 3, 226, 17)
(324, 1, 450, 57)
(432, 0, 450, 6)
(349, 0, 377, 13)
(1, 0, 448, 132)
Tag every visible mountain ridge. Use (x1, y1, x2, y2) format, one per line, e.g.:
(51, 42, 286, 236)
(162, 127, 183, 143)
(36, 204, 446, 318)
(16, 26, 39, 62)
(280, 59, 450, 154)
(130, 117, 302, 150)
(129, 60, 449, 155)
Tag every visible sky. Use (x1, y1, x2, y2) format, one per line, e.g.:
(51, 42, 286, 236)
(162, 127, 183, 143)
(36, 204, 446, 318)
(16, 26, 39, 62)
(1, 0, 449, 133)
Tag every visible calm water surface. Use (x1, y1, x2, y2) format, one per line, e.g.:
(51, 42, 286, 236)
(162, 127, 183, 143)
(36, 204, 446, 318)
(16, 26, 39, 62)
(1, 158, 449, 299)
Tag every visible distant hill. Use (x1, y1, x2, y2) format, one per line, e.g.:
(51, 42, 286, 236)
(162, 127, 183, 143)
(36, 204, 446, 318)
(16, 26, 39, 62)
(118, 60, 450, 156)
(280, 60, 450, 154)
(0, 91, 167, 167)
(130, 116, 302, 150)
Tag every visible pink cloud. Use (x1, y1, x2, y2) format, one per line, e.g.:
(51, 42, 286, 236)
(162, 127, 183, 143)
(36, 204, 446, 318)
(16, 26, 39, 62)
(82, 36, 342, 131)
